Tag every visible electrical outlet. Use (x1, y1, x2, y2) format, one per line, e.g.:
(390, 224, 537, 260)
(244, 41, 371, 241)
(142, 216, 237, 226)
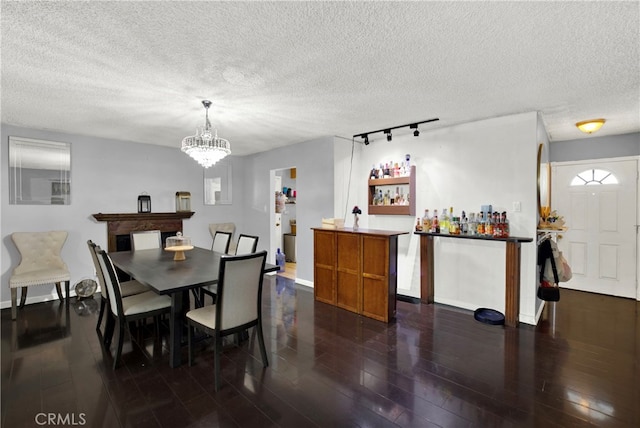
(512, 201, 521, 212)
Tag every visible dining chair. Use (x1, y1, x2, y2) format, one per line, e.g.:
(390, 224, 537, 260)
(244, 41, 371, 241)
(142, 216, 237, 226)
(9, 231, 70, 320)
(235, 234, 259, 255)
(87, 240, 150, 337)
(130, 230, 162, 250)
(211, 231, 232, 254)
(197, 234, 260, 307)
(209, 223, 236, 252)
(186, 250, 269, 391)
(96, 249, 171, 369)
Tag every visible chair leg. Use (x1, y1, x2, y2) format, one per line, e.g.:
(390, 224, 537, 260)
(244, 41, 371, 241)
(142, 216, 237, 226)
(65, 281, 70, 307)
(257, 320, 269, 368)
(55, 282, 64, 302)
(113, 319, 125, 370)
(19, 287, 27, 309)
(187, 324, 194, 366)
(96, 297, 106, 332)
(214, 335, 222, 391)
(11, 288, 17, 320)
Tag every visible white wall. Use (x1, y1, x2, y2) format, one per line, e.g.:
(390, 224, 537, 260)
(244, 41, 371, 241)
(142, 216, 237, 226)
(334, 112, 540, 324)
(241, 136, 335, 285)
(1, 124, 244, 307)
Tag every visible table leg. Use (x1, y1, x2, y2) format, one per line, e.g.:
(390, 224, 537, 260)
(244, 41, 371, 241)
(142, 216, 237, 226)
(420, 235, 434, 304)
(169, 290, 188, 368)
(505, 241, 521, 327)
(169, 292, 183, 368)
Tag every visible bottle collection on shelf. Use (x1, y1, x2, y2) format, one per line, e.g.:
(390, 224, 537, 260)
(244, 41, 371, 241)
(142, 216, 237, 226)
(415, 208, 510, 238)
(370, 155, 411, 179)
(372, 186, 410, 206)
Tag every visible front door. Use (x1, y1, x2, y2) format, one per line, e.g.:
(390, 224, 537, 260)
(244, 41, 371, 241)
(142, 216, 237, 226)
(551, 158, 638, 298)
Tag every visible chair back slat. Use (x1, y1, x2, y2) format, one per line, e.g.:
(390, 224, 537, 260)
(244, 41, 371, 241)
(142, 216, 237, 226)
(131, 230, 162, 251)
(217, 251, 267, 330)
(235, 234, 259, 255)
(211, 231, 232, 254)
(97, 249, 125, 317)
(87, 240, 107, 299)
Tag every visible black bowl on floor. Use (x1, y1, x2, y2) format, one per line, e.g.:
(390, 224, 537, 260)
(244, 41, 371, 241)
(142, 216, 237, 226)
(474, 308, 505, 325)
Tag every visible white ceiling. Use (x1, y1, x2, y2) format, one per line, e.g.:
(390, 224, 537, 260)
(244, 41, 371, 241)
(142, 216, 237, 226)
(2, 1, 638, 156)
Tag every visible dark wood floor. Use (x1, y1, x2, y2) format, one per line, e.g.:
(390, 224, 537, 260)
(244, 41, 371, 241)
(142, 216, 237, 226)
(2, 276, 639, 427)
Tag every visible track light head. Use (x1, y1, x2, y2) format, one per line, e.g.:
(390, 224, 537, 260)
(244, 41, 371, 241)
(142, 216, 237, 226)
(363, 135, 369, 145)
(384, 130, 392, 141)
(410, 123, 419, 137)
(413, 129, 420, 137)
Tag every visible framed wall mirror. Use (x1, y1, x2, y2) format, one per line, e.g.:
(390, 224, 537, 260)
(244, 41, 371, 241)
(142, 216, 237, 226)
(9, 136, 71, 205)
(537, 143, 550, 218)
(204, 158, 232, 205)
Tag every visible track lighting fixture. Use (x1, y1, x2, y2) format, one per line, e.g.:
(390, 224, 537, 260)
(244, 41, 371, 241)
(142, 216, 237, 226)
(354, 117, 438, 146)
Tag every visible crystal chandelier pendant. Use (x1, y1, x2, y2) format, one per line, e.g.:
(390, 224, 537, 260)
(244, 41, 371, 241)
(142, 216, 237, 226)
(181, 100, 231, 168)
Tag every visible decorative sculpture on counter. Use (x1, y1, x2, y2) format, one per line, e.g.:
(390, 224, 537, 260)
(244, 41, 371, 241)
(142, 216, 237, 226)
(352, 206, 362, 230)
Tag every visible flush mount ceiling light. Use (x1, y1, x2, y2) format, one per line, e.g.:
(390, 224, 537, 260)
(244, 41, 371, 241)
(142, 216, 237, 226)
(354, 117, 439, 146)
(576, 118, 606, 134)
(181, 100, 231, 168)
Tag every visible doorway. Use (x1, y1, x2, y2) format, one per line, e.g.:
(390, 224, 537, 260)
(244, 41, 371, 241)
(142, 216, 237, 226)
(551, 157, 638, 299)
(270, 167, 297, 280)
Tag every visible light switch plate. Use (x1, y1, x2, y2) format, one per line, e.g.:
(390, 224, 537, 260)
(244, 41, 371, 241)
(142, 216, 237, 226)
(512, 201, 522, 212)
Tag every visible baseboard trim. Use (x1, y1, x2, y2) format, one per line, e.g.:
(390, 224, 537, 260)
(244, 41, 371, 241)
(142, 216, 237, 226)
(397, 295, 421, 304)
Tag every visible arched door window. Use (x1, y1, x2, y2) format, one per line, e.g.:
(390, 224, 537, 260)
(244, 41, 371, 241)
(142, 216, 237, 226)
(570, 169, 618, 186)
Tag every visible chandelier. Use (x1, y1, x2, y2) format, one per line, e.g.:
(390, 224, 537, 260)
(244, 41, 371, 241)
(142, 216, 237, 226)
(181, 100, 231, 168)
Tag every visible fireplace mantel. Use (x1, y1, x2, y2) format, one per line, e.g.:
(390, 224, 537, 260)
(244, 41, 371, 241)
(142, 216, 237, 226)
(92, 212, 195, 252)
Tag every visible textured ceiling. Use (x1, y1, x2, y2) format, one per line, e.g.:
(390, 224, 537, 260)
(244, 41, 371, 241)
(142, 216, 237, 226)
(2, 1, 639, 156)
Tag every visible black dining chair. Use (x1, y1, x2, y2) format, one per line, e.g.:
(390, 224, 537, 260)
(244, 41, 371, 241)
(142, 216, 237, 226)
(87, 240, 149, 339)
(234, 234, 259, 255)
(211, 231, 232, 254)
(186, 250, 269, 391)
(97, 248, 171, 369)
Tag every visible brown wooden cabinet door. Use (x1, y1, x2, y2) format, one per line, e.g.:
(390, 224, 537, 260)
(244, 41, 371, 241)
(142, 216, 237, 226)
(336, 232, 360, 313)
(361, 235, 391, 322)
(314, 230, 336, 304)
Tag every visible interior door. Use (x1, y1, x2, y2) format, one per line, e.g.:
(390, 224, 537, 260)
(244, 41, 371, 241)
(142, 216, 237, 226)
(551, 159, 638, 298)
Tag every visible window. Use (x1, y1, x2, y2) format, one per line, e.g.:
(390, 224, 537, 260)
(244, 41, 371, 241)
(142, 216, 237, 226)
(570, 169, 618, 186)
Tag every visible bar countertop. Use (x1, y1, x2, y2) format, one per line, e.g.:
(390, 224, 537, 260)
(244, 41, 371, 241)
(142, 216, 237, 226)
(312, 227, 409, 237)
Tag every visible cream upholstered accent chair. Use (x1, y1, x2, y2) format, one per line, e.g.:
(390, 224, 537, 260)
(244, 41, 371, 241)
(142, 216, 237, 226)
(87, 241, 150, 337)
(9, 231, 70, 320)
(234, 234, 259, 255)
(97, 249, 171, 369)
(187, 250, 269, 391)
(209, 223, 236, 253)
(130, 230, 162, 250)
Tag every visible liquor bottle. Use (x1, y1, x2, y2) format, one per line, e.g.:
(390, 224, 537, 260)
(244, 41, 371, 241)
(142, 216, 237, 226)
(383, 163, 390, 178)
(461, 215, 468, 235)
(441, 208, 449, 234)
(477, 214, 485, 235)
(432, 215, 440, 233)
(370, 164, 378, 179)
(422, 209, 431, 231)
(468, 213, 476, 236)
(415, 217, 423, 232)
(377, 189, 383, 205)
(485, 214, 494, 237)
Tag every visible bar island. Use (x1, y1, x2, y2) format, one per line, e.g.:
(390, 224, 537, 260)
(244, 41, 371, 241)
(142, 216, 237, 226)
(313, 227, 408, 322)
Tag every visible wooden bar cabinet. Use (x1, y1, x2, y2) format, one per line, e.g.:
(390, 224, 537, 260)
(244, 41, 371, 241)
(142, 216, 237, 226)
(313, 227, 408, 322)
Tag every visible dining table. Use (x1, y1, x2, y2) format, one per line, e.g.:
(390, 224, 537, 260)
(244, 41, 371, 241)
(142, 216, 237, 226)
(109, 246, 278, 368)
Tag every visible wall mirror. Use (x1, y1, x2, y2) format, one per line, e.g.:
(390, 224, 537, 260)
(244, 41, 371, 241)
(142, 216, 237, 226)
(9, 136, 71, 205)
(537, 143, 550, 218)
(204, 158, 232, 205)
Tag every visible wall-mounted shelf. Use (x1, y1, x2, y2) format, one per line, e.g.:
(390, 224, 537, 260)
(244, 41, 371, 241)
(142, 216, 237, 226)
(368, 165, 415, 216)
